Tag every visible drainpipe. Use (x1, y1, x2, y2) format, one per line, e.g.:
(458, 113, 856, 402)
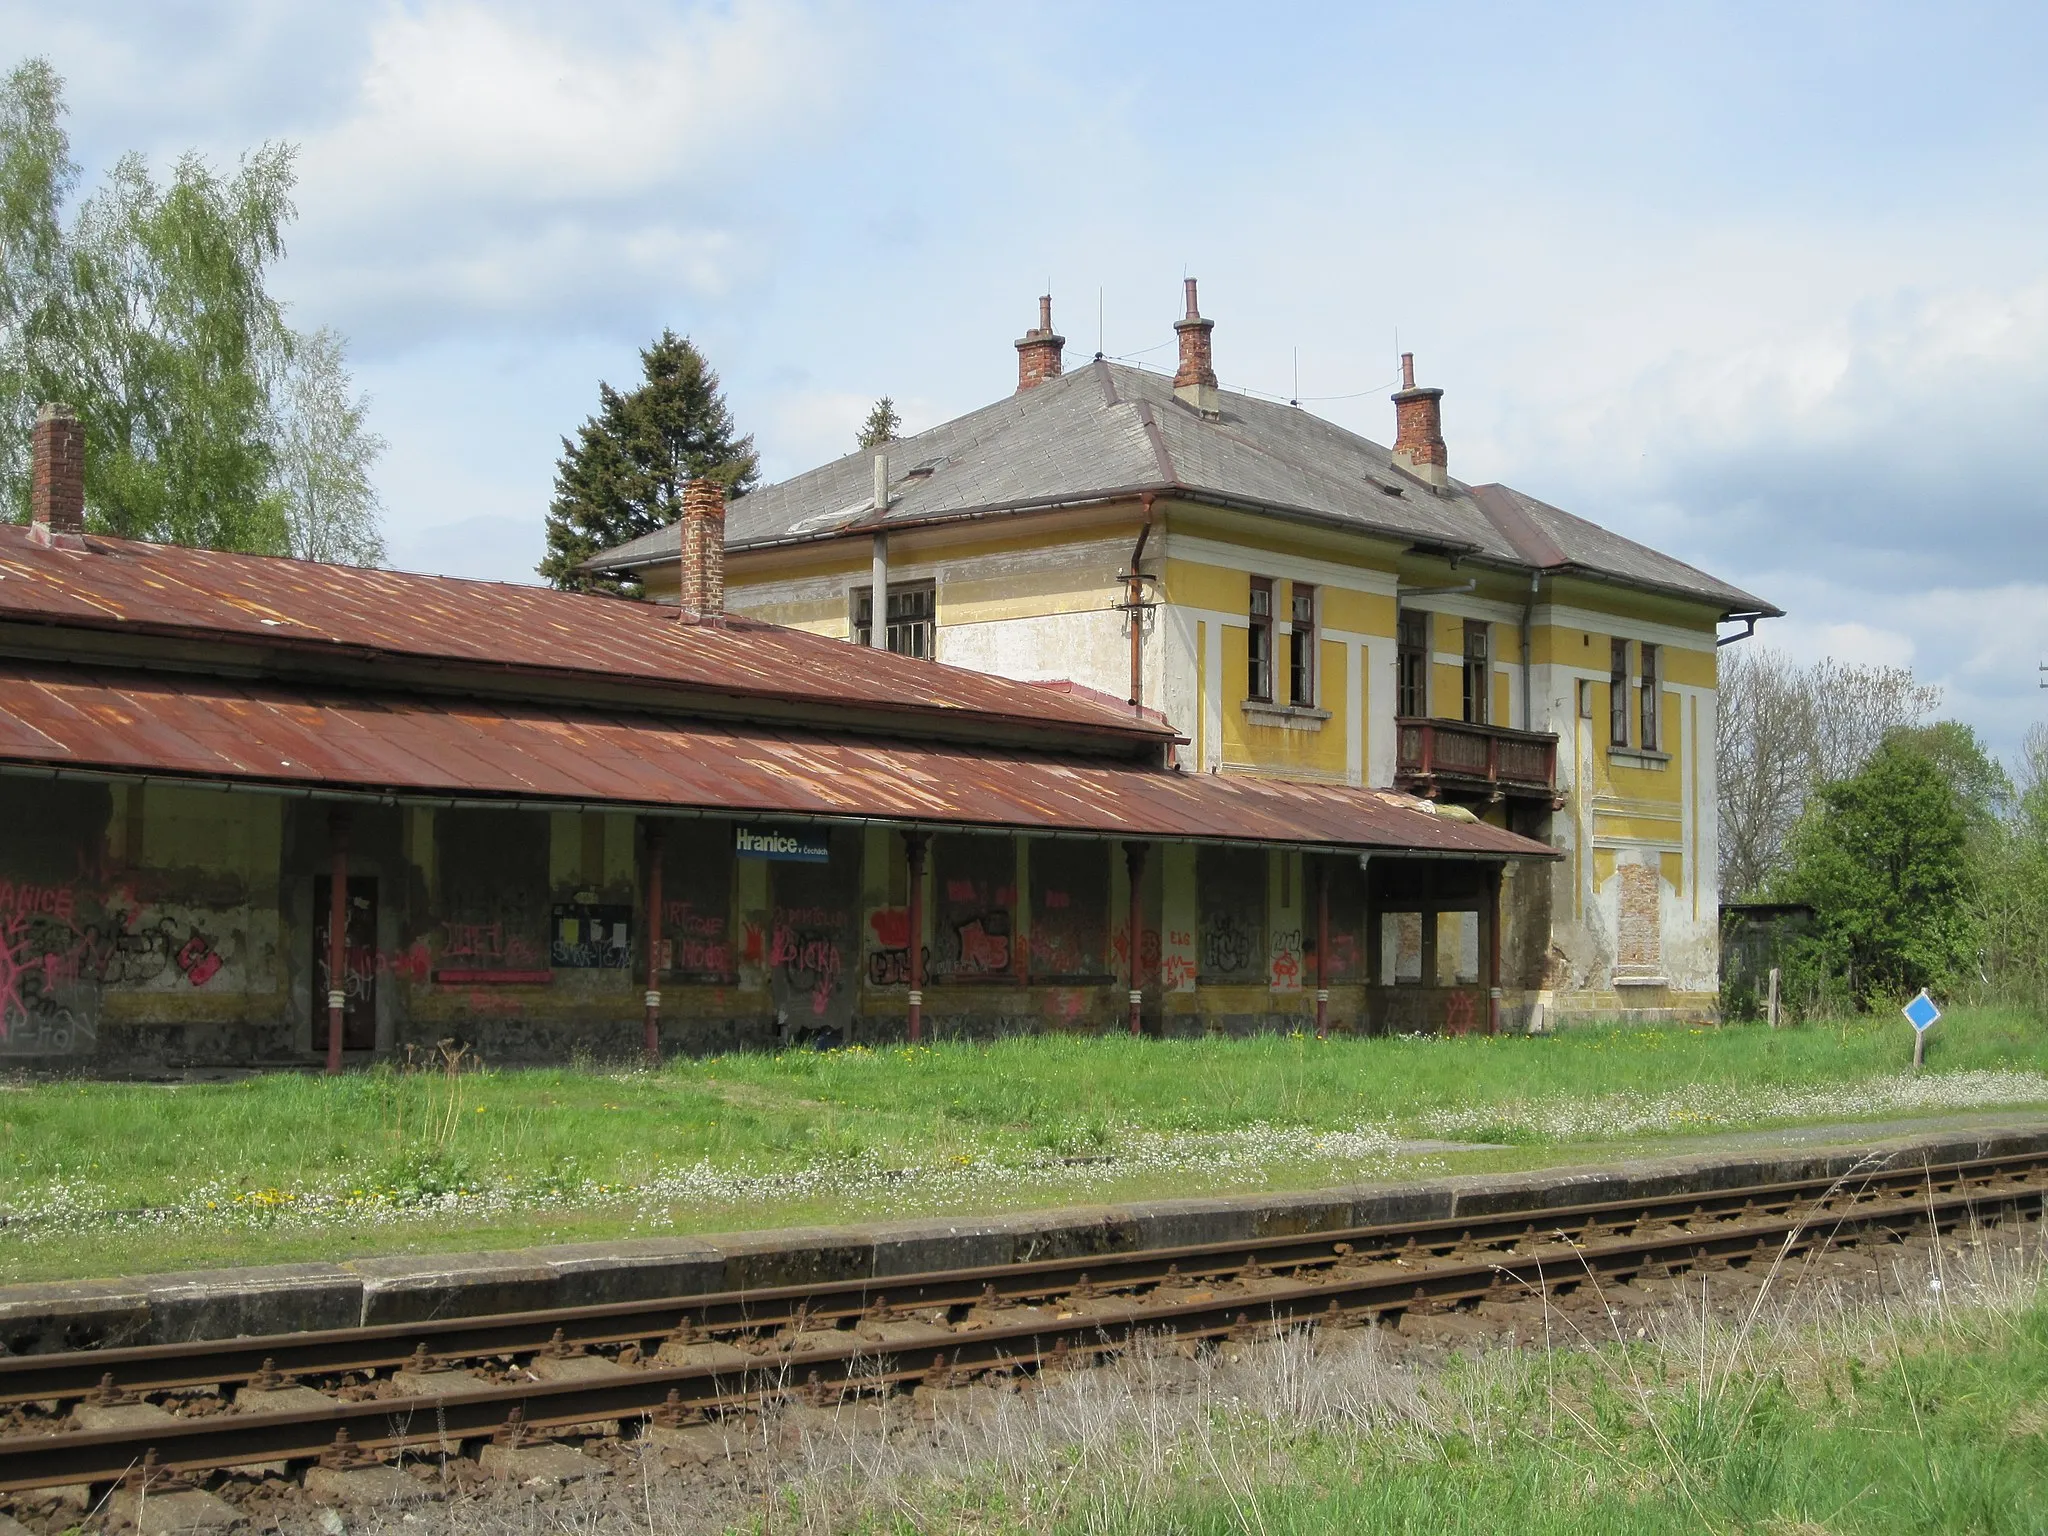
(1128, 495, 1154, 711)
(1124, 840, 1148, 1035)
(1520, 573, 1538, 732)
(1315, 858, 1330, 1038)
(905, 831, 928, 1043)
(325, 809, 350, 1074)
(643, 822, 664, 1066)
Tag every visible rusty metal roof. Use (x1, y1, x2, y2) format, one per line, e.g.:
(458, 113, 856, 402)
(0, 662, 1551, 858)
(0, 528, 1171, 751)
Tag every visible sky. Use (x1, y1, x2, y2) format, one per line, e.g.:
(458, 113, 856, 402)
(9, 0, 2048, 764)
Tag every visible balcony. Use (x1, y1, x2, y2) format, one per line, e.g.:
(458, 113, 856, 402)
(1395, 717, 1559, 805)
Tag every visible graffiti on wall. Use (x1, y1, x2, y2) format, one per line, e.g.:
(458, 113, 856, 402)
(1269, 927, 1302, 991)
(1109, 925, 1162, 985)
(0, 878, 239, 1055)
(864, 908, 932, 988)
(439, 920, 547, 970)
(662, 899, 732, 977)
(1376, 986, 1484, 1036)
(770, 904, 849, 1019)
(1199, 912, 1259, 979)
(550, 904, 632, 969)
(1162, 928, 1196, 992)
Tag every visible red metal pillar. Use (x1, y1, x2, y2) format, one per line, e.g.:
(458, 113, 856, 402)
(1315, 858, 1330, 1038)
(643, 822, 664, 1066)
(1124, 840, 1147, 1036)
(324, 809, 350, 1074)
(1486, 861, 1503, 1036)
(905, 832, 928, 1043)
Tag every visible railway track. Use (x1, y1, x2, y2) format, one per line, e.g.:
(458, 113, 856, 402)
(3, 1149, 2043, 1508)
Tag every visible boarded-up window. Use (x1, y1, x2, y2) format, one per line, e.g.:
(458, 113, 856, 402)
(1197, 845, 1267, 982)
(660, 820, 735, 980)
(1029, 840, 1110, 981)
(1379, 910, 1424, 984)
(438, 809, 550, 974)
(1435, 911, 1481, 985)
(931, 833, 1016, 981)
(1617, 862, 1662, 969)
(1307, 856, 1368, 983)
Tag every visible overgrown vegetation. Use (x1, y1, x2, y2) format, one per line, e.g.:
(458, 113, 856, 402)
(734, 1230, 2048, 1534)
(1719, 647, 2048, 1019)
(3, 1014, 2044, 1282)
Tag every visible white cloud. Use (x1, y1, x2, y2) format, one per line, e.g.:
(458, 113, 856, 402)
(283, 0, 852, 344)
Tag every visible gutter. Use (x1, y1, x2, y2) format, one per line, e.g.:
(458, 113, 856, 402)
(0, 761, 1554, 861)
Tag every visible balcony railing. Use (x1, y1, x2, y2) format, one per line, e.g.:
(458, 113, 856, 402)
(1395, 717, 1558, 803)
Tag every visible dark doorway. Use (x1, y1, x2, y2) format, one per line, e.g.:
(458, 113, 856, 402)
(313, 876, 378, 1051)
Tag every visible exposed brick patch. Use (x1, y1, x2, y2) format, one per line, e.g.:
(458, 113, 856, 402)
(1616, 862, 1662, 970)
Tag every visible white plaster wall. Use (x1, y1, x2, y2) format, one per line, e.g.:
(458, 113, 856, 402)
(936, 609, 1130, 700)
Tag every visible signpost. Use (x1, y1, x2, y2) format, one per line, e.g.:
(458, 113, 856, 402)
(1902, 988, 1940, 1070)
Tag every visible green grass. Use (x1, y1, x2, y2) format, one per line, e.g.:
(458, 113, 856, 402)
(2, 1007, 2044, 1284)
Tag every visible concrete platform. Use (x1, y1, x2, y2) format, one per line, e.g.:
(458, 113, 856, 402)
(2, 1114, 2043, 1354)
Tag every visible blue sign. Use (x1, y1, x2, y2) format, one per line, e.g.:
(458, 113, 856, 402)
(734, 825, 830, 863)
(1903, 989, 1941, 1033)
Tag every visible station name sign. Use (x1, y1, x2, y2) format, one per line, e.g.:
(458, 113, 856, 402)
(733, 826, 830, 863)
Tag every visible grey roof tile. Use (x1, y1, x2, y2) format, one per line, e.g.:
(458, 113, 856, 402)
(588, 361, 1775, 616)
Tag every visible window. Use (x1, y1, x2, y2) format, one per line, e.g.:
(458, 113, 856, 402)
(1639, 643, 1660, 751)
(1610, 637, 1631, 747)
(1461, 619, 1489, 725)
(1028, 840, 1111, 982)
(853, 582, 935, 658)
(657, 820, 736, 981)
(1197, 845, 1267, 982)
(1397, 608, 1430, 717)
(931, 833, 1016, 982)
(1288, 583, 1316, 706)
(1247, 578, 1275, 701)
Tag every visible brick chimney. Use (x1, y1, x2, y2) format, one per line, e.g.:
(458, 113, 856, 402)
(678, 476, 726, 621)
(1172, 278, 1219, 417)
(1014, 295, 1064, 391)
(29, 403, 86, 547)
(1390, 353, 1447, 487)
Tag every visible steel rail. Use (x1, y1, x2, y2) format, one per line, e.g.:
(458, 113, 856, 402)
(1, 1165, 2040, 1492)
(2, 1149, 2042, 1409)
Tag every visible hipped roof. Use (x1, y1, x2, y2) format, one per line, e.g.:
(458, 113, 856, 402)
(589, 359, 1777, 618)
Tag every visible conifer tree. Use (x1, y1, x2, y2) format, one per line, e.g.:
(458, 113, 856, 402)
(856, 396, 900, 449)
(539, 330, 758, 595)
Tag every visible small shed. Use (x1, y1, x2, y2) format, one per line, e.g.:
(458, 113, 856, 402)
(1719, 901, 1815, 1020)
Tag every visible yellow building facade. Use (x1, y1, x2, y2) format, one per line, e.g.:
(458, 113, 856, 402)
(594, 293, 1774, 1028)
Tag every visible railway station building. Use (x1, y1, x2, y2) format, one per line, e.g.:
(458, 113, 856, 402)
(588, 285, 1778, 1028)
(0, 408, 1548, 1071)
